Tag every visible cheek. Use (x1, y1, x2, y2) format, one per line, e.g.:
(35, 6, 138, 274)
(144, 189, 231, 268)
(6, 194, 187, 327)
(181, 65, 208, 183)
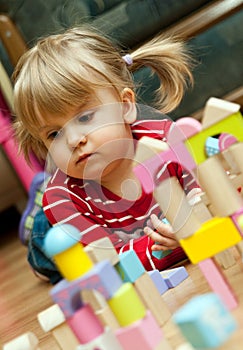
(47, 141, 70, 169)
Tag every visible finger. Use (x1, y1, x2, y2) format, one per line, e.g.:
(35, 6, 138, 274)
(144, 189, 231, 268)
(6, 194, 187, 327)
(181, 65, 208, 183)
(150, 214, 173, 237)
(144, 227, 178, 249)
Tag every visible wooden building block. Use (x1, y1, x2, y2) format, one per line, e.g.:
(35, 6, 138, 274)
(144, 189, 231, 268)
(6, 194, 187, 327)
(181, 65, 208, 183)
(155, 338, 173, 350)
(133, 136, 169, 164)
(76, 327, 123, 350)
(202, 97, 240, 129)
(148, 269, 169, 295)
(215, 249, 236, 269)
(175, 343, 195, 350)
(37, 304, 79, 349)
(95, 304, 120, 330)
(51, 323, 80, 350)
(179, 217, 242, 264)
(67, 304, 104, 344)
(50, 260, 123, 318)
(84, 237, 119, 265)
(198, 258, 238, 310)
(81, 289, 120, 330)
(160, 267, 188, 288)
(134, 272, 171, 326)
(226, 142, 243, 174)
(115, 310, 163, 350)
(108, 282, 146, 327)
(154, 177, 201, 240)
(197, 156, 243, 217)
(37, 304, 66, 331)
(116, 250, 145, 282)
(173, 292, 237, 348)
(3, 332, 40, 350)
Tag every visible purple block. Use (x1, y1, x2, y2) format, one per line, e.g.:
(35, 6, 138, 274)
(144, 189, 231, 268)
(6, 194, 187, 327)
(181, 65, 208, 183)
(160, 266, 188, 288)
(50, 260, 123, 318)
(148, 270, 169, 294)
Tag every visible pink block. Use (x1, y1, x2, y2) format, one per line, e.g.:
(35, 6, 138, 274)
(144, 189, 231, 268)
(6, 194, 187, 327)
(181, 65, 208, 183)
(231, 206, 243, 237)
(68, 304, 104, 344)
(134, 142, 196, 193)
(218, 133, 237, 151)
(198, 258, 238, 310)
(115, 311, 163, 350)
(175, 117, 202, 138)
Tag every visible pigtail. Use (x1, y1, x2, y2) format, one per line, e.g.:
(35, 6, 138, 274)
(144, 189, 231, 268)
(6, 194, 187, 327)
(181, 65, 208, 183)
(126, 35, 194, 113)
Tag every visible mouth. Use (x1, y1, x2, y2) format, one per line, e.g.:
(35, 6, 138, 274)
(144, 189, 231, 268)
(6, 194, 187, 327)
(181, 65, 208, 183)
(76, 153, 92, 164)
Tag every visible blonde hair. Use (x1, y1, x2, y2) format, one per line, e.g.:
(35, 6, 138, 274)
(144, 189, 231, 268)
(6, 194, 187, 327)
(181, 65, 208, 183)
(13, 26, 193, 164)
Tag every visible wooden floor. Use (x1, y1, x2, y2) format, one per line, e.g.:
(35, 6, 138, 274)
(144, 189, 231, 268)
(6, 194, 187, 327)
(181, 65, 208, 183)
(1, 213, 243, 349)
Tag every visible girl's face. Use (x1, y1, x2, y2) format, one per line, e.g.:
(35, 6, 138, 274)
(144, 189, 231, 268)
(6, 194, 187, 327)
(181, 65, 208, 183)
(39, 88, 137, 184)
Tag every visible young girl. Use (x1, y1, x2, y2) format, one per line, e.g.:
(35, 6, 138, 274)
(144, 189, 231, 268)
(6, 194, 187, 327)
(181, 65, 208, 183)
(13, 26, 197, 283)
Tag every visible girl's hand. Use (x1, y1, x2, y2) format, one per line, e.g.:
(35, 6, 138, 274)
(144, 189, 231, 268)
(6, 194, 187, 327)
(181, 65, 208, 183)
(144, 214, 179, 251)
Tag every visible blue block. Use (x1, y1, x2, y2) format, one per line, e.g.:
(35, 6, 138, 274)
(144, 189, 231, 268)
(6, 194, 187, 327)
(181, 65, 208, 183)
(148, 270, 169, 294)
(116, 250, 145, 283)
(205, 136, 219, 157)
(173, 293, 237, 348)
(50, 260, 123, 318)
(152, 247, 172, 259)
(160, 266, 188, 288)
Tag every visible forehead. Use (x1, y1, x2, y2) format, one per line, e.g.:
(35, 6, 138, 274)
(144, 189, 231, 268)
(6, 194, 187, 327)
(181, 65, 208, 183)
(35, 87, 121, 129)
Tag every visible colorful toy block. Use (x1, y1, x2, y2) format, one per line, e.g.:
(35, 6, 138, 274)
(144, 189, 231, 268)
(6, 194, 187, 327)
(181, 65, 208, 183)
(133, 135, 169, 164)
(173, 292, 237, 348)
(50, 260, 123, 318)
(179, 217, 242, 264)
(76, 327, 123, 350)
(115, 310, 163, 350)
(197, 155, 243, 217)
(83, 236, 119, 265)
(160, 266, 188, 288)
(185, 110, 243, 165)
(116, 250, 145, 282)
(154, 177, 201, 240)
(37, 304, 79, 349)
(80, 289, 120, 330)
(205, 136, 219, 157)
(201, 97, 240, 128)
(133, 139, 196, 194)
(148, 269, 169, 295)
(44, 224, 93, 281)
(175, 117, 202, 138)
(198, 258, 238, 310)
(108, 282, 146, 327)
(134, 272, 171, 326)
(67, 304, 104, 344)
(231, 206, 243, 237)
(3, 332, 40, 350)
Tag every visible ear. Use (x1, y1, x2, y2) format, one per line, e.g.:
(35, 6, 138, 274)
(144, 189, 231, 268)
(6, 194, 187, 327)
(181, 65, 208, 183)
(121, 88, 137, 124)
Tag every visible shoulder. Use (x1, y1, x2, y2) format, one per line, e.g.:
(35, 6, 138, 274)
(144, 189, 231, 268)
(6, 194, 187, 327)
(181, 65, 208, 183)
(131, 118, 174, 141)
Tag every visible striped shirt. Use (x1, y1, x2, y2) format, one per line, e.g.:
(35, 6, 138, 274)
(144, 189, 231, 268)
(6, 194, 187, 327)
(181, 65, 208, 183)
(43, 119, 197, 270)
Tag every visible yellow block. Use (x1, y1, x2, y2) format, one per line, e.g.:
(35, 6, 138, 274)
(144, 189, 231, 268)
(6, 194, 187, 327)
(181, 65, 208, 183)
(179, 217, 242, 264)
(108, 282, 146, 327)
(54, 243, 93, 281)
(185, 112, 243, 165)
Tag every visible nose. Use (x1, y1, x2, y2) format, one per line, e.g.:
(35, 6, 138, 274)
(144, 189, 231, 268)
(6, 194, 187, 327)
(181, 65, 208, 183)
(66, 126, 87, 148)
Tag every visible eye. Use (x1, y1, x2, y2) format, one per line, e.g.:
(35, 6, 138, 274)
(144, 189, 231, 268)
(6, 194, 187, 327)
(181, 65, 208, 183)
(78, 111, 95, 123)
(47, 129, 62, 140)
